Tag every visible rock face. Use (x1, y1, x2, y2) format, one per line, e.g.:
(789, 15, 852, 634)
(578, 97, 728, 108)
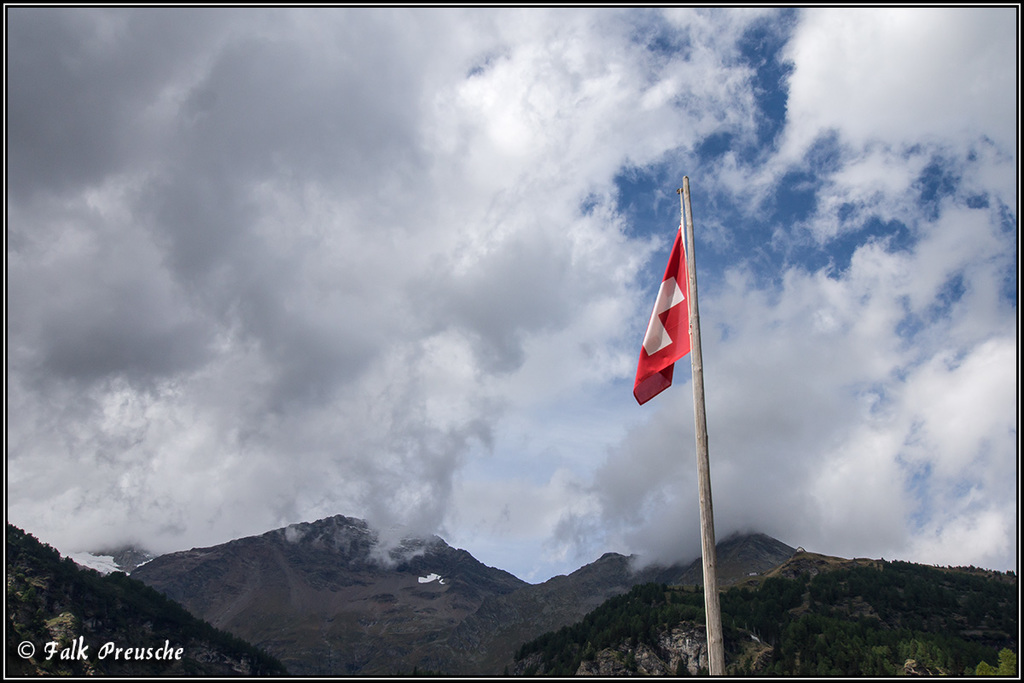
(575, 624, 709, 676)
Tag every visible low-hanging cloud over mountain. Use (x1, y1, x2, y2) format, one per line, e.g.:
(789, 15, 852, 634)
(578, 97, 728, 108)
(7, 7, 1016, 582)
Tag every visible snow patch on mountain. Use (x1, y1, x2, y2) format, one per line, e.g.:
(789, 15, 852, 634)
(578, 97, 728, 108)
(418, 573, 445, 584)
(67, 552, 121, 575)
(65, 546, 155, 574)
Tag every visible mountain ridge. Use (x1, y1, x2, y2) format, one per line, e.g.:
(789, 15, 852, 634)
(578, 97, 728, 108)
(130, 514, 528, 674)
(23, 513, 1016, 676)
(130, 514, 797, 675)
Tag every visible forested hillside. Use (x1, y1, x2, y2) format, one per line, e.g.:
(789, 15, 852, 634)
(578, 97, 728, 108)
(512, 557, 1017, 676)
(6, 525, 287, 676)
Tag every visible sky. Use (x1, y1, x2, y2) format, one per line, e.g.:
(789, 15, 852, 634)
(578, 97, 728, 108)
(5, 7, 1018, 584)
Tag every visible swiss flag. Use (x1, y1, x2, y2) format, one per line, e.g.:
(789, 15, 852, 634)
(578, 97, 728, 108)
(633, 227, 691, 405)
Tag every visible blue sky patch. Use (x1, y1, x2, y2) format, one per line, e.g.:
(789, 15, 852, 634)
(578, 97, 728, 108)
(737, 10, 796, 150)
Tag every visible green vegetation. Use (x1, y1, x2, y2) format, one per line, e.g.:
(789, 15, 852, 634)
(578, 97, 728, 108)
(6, 524, 287, 676)
(513, 559, 1017, 676)
(515, 583, 712, 676)
(973, 648, 1017, 676)
(724, 561, 1016, 676)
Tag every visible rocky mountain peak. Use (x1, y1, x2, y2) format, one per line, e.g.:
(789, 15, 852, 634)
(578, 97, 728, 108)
(269, 514, 448, 568)
(131, 514, 526, 675)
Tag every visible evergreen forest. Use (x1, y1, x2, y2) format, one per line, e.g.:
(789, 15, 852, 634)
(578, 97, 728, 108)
(513, 559, 1017, 676)
(6, 524, 287, 676)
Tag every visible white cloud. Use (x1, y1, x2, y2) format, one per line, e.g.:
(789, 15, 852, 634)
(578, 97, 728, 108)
(899, 337, 1017, 483)
(907, 508, 1015, 571)
(6, 8, 1016, 582)
(781, 8, 1017, 158)
(575, 179, 1016, 571)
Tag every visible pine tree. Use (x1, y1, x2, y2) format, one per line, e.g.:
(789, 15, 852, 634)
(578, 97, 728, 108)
(996, 649, 1017, 676)
(975, 660, 997, 676)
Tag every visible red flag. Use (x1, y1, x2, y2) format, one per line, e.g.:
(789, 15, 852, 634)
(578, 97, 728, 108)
(634, 227, 691, 405)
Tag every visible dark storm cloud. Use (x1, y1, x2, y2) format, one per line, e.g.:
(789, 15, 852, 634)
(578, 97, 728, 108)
(6, 8, 232, 199)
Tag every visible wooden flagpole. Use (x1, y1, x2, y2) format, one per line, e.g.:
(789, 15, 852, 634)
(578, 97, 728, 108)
(679, 177, 725, 675)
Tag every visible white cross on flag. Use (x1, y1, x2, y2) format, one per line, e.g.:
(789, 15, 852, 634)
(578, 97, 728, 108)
(633, 227, 691, 405)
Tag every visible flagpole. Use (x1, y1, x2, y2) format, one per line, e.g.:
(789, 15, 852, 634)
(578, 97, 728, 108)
(679, 177, 725, 675)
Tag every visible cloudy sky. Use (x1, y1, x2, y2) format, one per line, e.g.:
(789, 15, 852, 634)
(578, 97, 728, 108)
(6, 7, 1018, 583)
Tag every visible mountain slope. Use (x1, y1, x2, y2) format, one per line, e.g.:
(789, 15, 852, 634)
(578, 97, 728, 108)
(5, 524, 286, 676)
(131, 517, 800, 675)
(415, 533, 795, 674)
(448, 551, 648, 674)
(509, 550, 1018, 676)
(645, 532, 797, 587)
(131, 515, 526, 675)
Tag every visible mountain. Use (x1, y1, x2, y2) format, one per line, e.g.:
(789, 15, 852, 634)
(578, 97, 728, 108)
(130, 515, 796, 675)
(17, 512, 1013, 677)
(644, 531, 797, 587)
(509, 550, 1019, 676)
(448, 551, 651, 674)
(5, 524, 286, 676)
(130, 515, 527, 675)
(448, 533, 796, 674)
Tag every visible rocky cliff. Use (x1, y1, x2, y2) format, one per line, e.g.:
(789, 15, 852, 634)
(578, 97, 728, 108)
(574, 623, 709, 676)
